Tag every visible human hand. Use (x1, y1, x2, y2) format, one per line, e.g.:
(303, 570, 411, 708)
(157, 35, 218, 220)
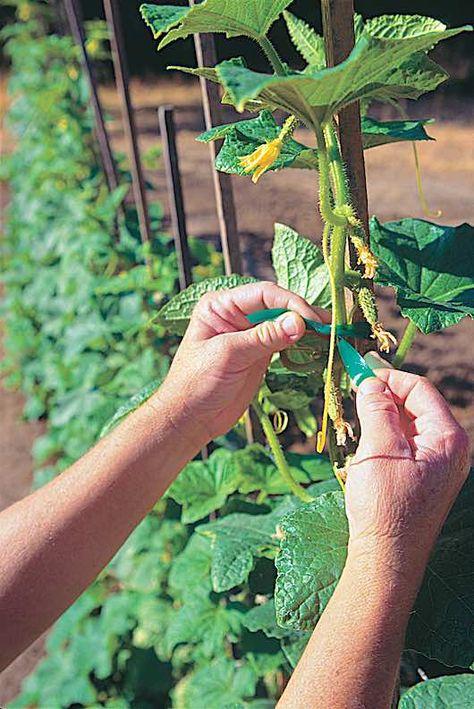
(154, 282, 329, 449)
(346, 354, 470, 573)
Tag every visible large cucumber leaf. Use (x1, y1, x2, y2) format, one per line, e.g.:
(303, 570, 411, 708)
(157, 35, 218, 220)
(274, 472, 474, 668)
(361, 116, 433, 148)
(215, 23, 469, 121)
(141, 0, 294, 49)
(272, 222, 331, 307)
(155, 274, 257, 335)
(371, 218, 474, 334)
(399, 675, 474, 708)
(275, 491, 348, 631)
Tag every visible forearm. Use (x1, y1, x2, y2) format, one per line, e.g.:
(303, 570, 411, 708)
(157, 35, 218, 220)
(278, 543, 428, 709)
(0, 391, 200, 670)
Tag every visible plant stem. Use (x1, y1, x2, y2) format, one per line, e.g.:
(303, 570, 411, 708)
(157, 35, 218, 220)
(393, 320, 418, 368)
(252, 400, 313, 503)
(257, 35, 287, 76)
(314, 122, 346, 227)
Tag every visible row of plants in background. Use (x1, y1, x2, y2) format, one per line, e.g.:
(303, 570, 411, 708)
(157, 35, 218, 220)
(2, 1, 474, 707)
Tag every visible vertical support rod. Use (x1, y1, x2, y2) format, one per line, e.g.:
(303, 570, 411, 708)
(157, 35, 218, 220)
(189, 1, 242, 275)
(103, 0, 152, 252)
(63, 0, 119, 196)
(321, 0, 370, 238)
(158, 106, 193, 291)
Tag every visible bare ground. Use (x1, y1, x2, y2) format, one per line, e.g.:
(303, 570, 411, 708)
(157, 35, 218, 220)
(0, 77, 472, 703)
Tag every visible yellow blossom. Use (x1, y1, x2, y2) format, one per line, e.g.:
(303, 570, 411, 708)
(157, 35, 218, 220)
(67, 66, 79, 81)
(239, 138, 282, 183)
(18, 4, 31, 21)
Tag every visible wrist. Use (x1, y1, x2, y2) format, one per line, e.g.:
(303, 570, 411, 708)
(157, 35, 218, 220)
(346, 536, 430, 603)
(146, 387, 210, 456)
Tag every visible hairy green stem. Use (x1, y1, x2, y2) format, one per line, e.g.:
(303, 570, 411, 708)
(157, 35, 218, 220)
(252, 400, 312, 503)
(257, 35, 287, 76)
(314, 122, 347, 227)
(323, 122, 350, 208)
(393, 320, 418, 368)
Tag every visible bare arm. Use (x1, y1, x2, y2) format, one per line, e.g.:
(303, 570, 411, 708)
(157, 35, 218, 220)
(279, 365, 470, 709)
(0, 282, 326, 671)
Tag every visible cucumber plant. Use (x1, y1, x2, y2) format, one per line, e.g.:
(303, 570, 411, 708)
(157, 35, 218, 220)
(5, 2, 474, 707)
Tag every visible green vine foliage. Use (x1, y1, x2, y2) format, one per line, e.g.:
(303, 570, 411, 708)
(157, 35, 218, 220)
(3, 1, 474, 707)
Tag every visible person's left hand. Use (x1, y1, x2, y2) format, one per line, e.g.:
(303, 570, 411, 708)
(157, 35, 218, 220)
(154, 281, 329, 448)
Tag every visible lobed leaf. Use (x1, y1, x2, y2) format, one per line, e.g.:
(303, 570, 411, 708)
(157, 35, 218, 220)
(399, 675, 474, 708)
(146, 0, 294, 49)
(166, 448, 241, 524)
(371, 218, 474, 333)
(172, 657, 258, 709)
(155, 274, 257, 335)
(215, 23, 469, 121)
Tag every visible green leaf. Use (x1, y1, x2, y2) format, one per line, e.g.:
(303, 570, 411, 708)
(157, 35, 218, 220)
(198, 498, 299, 592)
(156, 0, 294, 48)
(371, 218, 474, 333)
(169, 533, 213, 600)
(164, 594, 244, 659)
(198, 111, 317, 176)
(286, 452, 333, 481)
(172, 657, 258, 709)
(275, 491, 348, 630)
(166, 448, 241, 524)
(361, 116, 434, 149)
(242, 599, 289, 640)
(365, 14, 446, 40)
(280, 631, 311, 668)
(406, 472, 474, 667)
(216, 23, 470, 120)
(272, 223, 331, 307)
(156, 274, 257, 335)
(99, 379, 161, 438)
(399, 675, 474, 709)
(139, 4, 190, 40)
(283, 11, 325, 69)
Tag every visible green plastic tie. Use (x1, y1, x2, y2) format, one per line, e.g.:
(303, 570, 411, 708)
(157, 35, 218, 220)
(246, 308, 372, 339)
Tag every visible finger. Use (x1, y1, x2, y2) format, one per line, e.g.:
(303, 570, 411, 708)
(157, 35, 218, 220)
(356, 378, 411, 456)
(188, 282, 330, 341)
(224, 311, 307, 367)
(374, 368, 458, 429)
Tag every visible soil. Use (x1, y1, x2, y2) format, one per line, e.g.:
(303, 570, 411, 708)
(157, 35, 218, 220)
(0, 77, 472, 704)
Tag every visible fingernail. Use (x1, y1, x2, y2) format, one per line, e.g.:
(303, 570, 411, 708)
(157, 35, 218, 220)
(358, 377, 388, 395)
(364, 351, 394, 370)
(279, 312, 300, 339)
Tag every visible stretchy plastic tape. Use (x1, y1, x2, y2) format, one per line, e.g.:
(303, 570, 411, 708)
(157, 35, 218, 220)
(337, 338, 375, 386)
(246, 309, 371, 339)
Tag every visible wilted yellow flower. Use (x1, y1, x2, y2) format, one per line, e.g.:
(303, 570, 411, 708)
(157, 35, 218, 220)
(239, 138, 282, 183)
(371, 322, 397, 353)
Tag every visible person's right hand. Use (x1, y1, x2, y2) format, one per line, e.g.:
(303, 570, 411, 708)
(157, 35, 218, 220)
(346, 357, 470, 572)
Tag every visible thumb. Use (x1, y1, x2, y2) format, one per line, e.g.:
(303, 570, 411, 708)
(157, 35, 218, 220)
(356, 377, 406, 455)
(228, 311, 306, 364)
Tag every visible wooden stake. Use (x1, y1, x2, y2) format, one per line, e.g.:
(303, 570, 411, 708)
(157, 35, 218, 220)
(103, 0, 152, 252)
(321, 0, 370, 238)
(189, 1, 242, 276)
(63, 0, 119, 196)
(158, 106, 193, 291)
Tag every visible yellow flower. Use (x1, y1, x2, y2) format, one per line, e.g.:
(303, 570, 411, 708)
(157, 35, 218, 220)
(356, 243, 378, 280)
(67, 66, 79, 81)
(58, 117, 68, 132)
(239, 138, 282, 183)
